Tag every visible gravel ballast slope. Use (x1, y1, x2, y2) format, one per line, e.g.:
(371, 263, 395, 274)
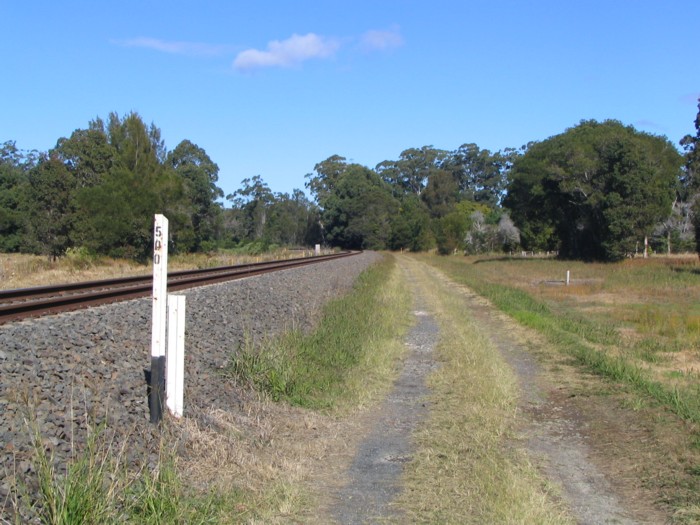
(0, 251, 381, 513)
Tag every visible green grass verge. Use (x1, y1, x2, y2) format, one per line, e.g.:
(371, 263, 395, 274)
(15, 419, 226, 525)
(228, 254, 412, 410)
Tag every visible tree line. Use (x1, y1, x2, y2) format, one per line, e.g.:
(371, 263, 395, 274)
(2, 102, 699, 262)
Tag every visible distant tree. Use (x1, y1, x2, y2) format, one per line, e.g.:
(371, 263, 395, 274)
(445, 143, 514, 207)
(388, 194, 433, 251)
(304, 155, 348, 208)
(53, 122, 114, 188)
(265, 189, 321, 246)
(75, 112, 187, 260)
(322, 164, 399, 249)
(167, 140, 224, 251)
(227, 175, 274, 241)
(23, 156, 76, 258)
(376, 146, 448, 196)
(505, 120, 682, 261)
(680, 99, 700, 256)
(497, 214, 521, 252)
(0, 142, 30, 252)
(421, 168, 459, 218)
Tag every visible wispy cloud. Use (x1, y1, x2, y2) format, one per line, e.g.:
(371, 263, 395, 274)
(113, 37, 236, 57)
(359, 26, 404, 52)
(233, 33, 340, 71)
(634, 119, 665, 131)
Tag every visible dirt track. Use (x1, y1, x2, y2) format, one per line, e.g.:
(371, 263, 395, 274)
(313, 257, 673, 524)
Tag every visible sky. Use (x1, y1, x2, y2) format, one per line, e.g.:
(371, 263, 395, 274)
(2, 1, 699, 201)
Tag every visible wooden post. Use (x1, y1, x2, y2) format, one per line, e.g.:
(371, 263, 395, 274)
(566, 270, 570, 286)
(166, 295, 186, 418)
(314, 244, 321, 256)
(644, 235, 649, 259)
(149, 214, 168, 424)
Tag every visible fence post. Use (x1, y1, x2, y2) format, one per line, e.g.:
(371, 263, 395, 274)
(166, 294, 186, 418)
(149, 214, 168, 424)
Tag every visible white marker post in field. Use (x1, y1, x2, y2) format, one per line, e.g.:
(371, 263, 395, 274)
(166, 295, 186, 418)
(149, 214, 169, 423)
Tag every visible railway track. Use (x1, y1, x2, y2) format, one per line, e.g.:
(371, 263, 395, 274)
(0, 251, 359, 324)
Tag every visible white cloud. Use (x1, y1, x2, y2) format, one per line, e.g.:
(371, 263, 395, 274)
(234, 33, 340, 71)
(114, 37, 234, 57)
(359, 26, 404, 52)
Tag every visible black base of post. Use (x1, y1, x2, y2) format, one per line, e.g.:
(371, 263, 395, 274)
(148, 355, 166, 424)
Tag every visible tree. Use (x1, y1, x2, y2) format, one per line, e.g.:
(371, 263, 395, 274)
(74, 112, 188, 260)
(167, 140, 224, 251)
(680, 99, 700, 256)
(445, 143, 513, 207)
(497, 214, 521, 252)
(421, 168, 459, 218)
(228, 175, 274, 241)
(24, 156, 76, 258)
(304, 155, 348, 208)
(0, 142, 30, 252)
(376, 146, 448, 196)
(53, 122, 114, 188)
(265, 189, 321, 246)
(322, 164, 399, 249)
(388, 194, 433, 251)
(505, 120, 682, 261)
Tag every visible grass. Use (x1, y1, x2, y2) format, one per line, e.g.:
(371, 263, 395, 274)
(0, 248, 320, 290)
(11, 412, 224, 525)
(395, 256, 572, 523)
(227, 254, 412, 411)
(418, 253, 700, 426)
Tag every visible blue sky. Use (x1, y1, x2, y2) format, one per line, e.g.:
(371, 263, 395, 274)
(2, 1, 699, 200)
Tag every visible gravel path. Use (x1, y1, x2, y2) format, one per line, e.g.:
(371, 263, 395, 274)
(0, 251, 381, 519)
(329, 300, 438, 524)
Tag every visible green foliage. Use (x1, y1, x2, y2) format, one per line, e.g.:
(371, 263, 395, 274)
(23, 157, 77, 259)
(376, 146, 448, 196)
(389, 195, 434, 251)
(1, 113, 225, 262)
(4, 108, 696, 260)
(322, 164, 399, 249)
(505, 120, 683, 260)
(680, 99, 700, 256)
(0, 141, 30, 252)
(167, 140, 224, 252)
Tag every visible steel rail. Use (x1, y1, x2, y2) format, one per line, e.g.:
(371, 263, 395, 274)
(0, 251, 359, 324)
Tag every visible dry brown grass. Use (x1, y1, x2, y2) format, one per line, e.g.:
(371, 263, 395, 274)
(0, 249, 315, 290)
(423, 253, 700, 399)
(394, 256, 573, 524)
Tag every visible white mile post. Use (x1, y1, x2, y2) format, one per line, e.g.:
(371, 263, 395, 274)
(149, 214, 169, 423)
(166, 295, 186, 418)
